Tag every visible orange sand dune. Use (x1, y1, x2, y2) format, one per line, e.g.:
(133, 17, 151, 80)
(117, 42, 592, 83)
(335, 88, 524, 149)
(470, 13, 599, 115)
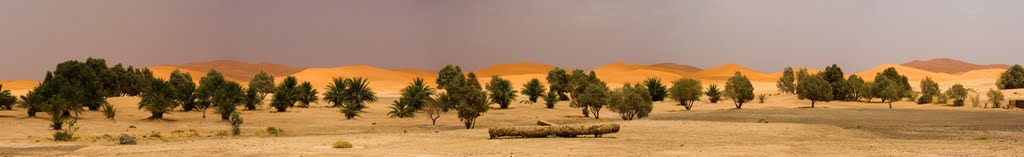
(473, 62, 555, 77)
(956, 68, 1005, 80)
(694, 64, 776, 82)
(855, 64, 957, 82)
(592, 62, 694, 85)
(0, 80, 41, 91)
(285, 65, 437, 97)
(171, 60, 304, 81)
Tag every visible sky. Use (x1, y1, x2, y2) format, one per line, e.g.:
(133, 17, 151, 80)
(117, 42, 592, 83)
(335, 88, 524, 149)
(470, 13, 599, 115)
(2, 0, 1024, 80)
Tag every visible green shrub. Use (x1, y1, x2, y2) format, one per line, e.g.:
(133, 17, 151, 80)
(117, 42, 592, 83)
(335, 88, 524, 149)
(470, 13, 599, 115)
(643, 78, 668, 101)
(266, 127, 284, 136)
(332, 140, 353, 148)
(542, 92, 558, 109)
(520, 78, 546, 103)
(53, 118, 79, 141)
(608, 83, 653, 120)
(757, 94, 768, 103)
(668, 78, 701, 110)
(705, 84, 722, 103)
(230, 112, 243, 136)
(102, 104, 116, 120)
(486, 75, 517, 109)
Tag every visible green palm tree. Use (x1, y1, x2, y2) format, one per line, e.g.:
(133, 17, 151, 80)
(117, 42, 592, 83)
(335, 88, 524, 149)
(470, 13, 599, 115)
(340, 77, 377, 119)
(401, 78, 435, 110)
(322, 78, 348, 108)
(139, 78, 177, 119)
(387, 98, 415, 118)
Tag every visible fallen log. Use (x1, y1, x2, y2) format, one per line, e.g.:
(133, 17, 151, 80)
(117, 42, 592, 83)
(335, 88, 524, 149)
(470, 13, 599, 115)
(488, 124, 620, 139)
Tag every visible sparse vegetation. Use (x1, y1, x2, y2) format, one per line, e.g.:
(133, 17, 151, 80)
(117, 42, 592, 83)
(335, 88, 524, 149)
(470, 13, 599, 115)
(936, 92, 949, 104)
(266, 127, 284, 136)
(18, 90, 45, 117)
(777, 67, 796, 94)
(797, 75, 832, 108)
(168, 70, 197, 111)
(706, 84, 722, 103)
(139, 78, 178, 119)
(388, 98, 416, 118)
(295, 81, 319, 108)
(333, 140, 353, 148)
(996, 64, 1024, 89)
(249, 70, 276, 99)
(337, 77, 378, 119)
(520, 78, 546, 103)
(643, 77, 669, 101)
(986, 89, 1004, 108)
(0, 84, 15, 110)
(946, 84, 968, 106)
(542, 92, 558, 108)
(570, 71, 608, 119)
(487, 75, 517, 109)
(918, 77, 940, 104)
(230, 112, 243, 136)
(424, 94, 444, 125)
(757, 94, 768, 103)
(725, 72, 755, 109)
(102, 104, 116, 120)
(668, 78, 701, 110)
(546, 67, 571, 100)
(244, 88, 262, 110)
(271, 76, 298, 112)
(53, 118, 79, 141)
(608, 83, 653, 120)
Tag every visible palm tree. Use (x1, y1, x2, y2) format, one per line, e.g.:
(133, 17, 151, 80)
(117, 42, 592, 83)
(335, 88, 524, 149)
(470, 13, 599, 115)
(340, 77, 377, 119)
(387, 99, 415, 118)
(401, 78, 435, 110)
(139, 79, 177, 119)
(322, 78, 348, 108)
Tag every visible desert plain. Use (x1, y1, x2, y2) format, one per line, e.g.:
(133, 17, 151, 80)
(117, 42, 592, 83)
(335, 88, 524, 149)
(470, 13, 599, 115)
(1, 58, 1023, 156)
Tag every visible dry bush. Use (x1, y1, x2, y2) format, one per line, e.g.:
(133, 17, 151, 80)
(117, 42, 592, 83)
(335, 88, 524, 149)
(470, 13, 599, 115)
(332, 140, 353, 148)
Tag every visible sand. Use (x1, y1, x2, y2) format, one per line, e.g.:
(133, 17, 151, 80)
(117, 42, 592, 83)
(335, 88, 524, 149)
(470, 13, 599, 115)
(648, 63, 702, 73)
(901, 58, 1009, 74)
(472, 62, 554, 77)
(2, 92, 1022, 156)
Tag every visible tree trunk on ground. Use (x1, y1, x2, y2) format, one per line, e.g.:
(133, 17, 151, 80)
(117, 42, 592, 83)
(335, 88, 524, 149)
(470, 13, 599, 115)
(488, 124, 620, 139)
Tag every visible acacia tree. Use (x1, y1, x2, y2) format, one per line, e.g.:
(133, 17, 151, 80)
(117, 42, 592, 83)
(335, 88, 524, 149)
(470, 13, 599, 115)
(918, 77, 940, 104)
(168, 70, 197, 111)
(946, 84, 968, 106)
(997, 64, 1024, 89)
(705, 84, 722, 103)
(846, 75, 866, 101)
(546, 67, 571, 100)
(295, 82, 319, 108)
(608, 83, 652, 120)
(339, 77, 378, 119)
(249, 71, 276, 99)
(668, 78, 702, 110)
(725, 72, 754, 109)
(822, 64, 850, 101)
(874, 77, 901, 108)
(270, 76, 298, 112)
(436, 66, 489, 129)
(424, 93, 445, 125)
(795, 68, 810, 94)
(797, 75, 832, 108)
(643, 78, 669, 101)
(486, 75, 517, 109)
(570, 71, 608, 119)
(436, 65, 464, 90)
(139, 78, 177, 119)
(776, 67, 796, 94)
(520, 78, 546, 103)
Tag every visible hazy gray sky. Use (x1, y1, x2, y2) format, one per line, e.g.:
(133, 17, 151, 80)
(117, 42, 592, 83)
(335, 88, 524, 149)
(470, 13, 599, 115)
(3, 0, 1023, 80)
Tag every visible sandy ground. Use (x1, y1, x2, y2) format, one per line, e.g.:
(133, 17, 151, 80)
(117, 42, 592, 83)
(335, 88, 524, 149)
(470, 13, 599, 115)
(2, 91, 1023, 156)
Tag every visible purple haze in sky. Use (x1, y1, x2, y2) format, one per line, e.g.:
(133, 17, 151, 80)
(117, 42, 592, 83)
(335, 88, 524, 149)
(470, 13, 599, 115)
(2, 0, 1023, 80)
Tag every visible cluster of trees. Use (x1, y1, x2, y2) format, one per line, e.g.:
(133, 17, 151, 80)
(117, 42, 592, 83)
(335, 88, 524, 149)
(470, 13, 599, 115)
(321, 77, 378, 119)
(435, 65, 490, 129)
(779, 65, 913, 108)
